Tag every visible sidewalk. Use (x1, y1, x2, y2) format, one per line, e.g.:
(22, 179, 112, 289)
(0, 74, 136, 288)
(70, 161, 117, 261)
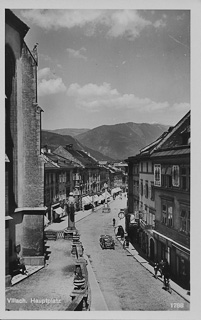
(7, 205, 108, 311)
(115, 235, 190, 303)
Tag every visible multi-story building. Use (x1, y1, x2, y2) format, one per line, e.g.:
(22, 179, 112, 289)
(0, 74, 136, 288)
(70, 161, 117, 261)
(42, 147, 78, 222)
(126, 131, 168, 256)
(54, 144, 103, 209)
(125, 111, 190, 290)
(151, 111, 190, 289)
(5, 10, 45, 285)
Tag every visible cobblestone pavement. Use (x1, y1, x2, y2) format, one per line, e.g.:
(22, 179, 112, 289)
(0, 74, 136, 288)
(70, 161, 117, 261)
(6, 240, 75, 311)
(76, 196, 190, 311)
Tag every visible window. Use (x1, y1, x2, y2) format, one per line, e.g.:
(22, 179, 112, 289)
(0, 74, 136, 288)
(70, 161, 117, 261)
(181, 167, 187, 190)
(162, 204, 167, 224)
(151, 182, 155, 201)
(140, 179, 143, 196)
(146, 162, 149, 172)
(161, 167, 172, 188)
(180, 208, 190, 234)
(167, 206, 173, 227)
(154, 164, 161, 186)
(172, 165, 180, 187)
(145, 181, 148, 198)
(162, 200, 173, 227)
(140, 162, 143, 172)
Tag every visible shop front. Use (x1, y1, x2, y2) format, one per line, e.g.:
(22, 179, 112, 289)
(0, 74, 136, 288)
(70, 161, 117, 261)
(153, 230, 190, 289)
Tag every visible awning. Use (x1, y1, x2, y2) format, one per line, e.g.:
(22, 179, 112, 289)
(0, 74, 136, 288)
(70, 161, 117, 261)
(152, 230, 190, 252)
(98, 195, 105, 203)
(102, 191, 111, 199)
(54, 207, 63, 216)
(82, 196, 91, 205)
(5, 215, 13, 221)
(93, 195, 99, 202)
(111, 187, 121, 195)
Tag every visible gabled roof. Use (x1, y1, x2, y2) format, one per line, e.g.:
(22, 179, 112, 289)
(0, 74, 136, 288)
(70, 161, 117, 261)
(6, 9, 29, 38)
(153, 111, 190, 151)
(63, 146, 99, 168)
(43, 152, 77, 169)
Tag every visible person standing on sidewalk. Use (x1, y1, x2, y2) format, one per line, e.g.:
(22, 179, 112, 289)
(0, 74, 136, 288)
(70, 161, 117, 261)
(154, 261, 159, 278)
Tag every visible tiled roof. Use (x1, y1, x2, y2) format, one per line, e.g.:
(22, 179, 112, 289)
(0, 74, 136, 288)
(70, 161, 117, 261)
(151, 147, 190, 158)
(65, 148, 98, 167)
(44, 152, 76, 169)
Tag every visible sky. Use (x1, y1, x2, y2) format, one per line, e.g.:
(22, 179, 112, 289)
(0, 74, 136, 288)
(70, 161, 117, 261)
(13, 8, 190, 130)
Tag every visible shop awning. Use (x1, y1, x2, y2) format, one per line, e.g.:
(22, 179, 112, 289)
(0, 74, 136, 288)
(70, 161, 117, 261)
(82, 196, 91, 205)
(54, 207, 63, 216)
(5, 215, 13, 221)
(152, 230, 190, 252)
(111, 187, 121, 195)
(102, 191, 111, 199)
(93, 195, 99, 202)
(98, 195, 105, 203)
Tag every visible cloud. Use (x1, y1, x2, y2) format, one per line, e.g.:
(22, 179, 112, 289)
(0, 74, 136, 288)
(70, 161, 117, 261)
(38, 67, 66, 96)
(20, 9, 166, 40)
(153, 19, 166, 28)
(107, 10, 152, 39)
(67, 82, 170, 112)
(66, 47, 87, 61)
(20, 9, 104, 30)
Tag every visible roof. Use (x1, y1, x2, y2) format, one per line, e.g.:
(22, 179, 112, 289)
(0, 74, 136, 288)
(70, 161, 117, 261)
(154, 111, 190, 151)
(43, 152, 77, 169)
(6, 9, 29, 38)
(64, 147, 99, 168)
(151, 147, 190, 158)
(139, 131, 169, 155)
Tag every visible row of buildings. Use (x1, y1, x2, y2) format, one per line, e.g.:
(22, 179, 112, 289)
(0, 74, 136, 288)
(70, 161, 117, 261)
(42, 144, 127, 224)
(125, 111, 190, 290)
(5, 9, 127, 286)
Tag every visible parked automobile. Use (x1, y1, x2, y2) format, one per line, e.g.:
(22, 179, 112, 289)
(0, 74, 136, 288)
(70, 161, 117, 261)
(99, 235, 115, 249)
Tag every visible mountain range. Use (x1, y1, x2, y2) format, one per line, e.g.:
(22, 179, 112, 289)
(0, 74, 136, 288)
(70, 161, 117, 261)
(47, 128, 89, 137)
(76, 122, 169, 160)
(41, 131, 114, 161)
(43, 122, 169, 161)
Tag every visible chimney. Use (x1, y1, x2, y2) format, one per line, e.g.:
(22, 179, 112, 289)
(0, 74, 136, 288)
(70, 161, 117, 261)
(66, 144, 73, 150)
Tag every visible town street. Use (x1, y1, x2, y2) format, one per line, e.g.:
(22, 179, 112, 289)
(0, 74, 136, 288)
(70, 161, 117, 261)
(76, 195, 190, 311)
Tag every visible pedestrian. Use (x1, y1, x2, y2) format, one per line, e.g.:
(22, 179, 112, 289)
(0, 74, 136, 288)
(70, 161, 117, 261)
(113, 218, 116, 227)
(159, 259, 164, 277)
(154, 261, 159, 278)
(163, 259, 171, 291)
(13, 248, 28, 276)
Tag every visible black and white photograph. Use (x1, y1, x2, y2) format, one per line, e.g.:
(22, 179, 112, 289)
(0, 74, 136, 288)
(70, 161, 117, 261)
(2, 0, 200, 319)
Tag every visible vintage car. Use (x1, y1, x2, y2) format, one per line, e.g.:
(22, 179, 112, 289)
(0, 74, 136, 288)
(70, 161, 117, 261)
(99, 235, 115, 249)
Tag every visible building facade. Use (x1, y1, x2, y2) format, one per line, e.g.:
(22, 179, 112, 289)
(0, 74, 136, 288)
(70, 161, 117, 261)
(5, 10, 45, 285)
(125, 111, 190, 290)
(151, 111, 190, 289)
